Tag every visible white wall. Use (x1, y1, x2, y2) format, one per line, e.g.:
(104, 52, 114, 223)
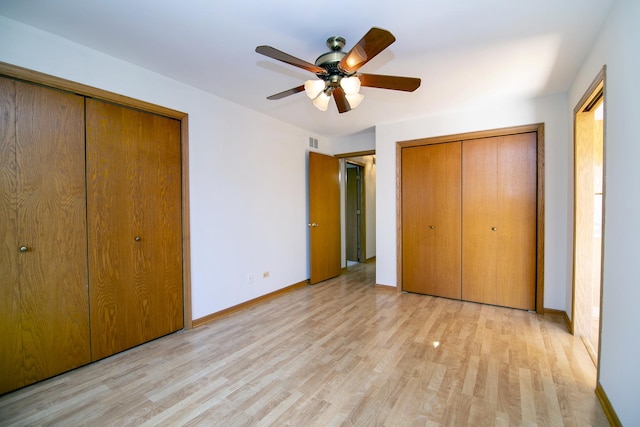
(0, 17, 328, 320)
(331, 127, 376, 154)
(568, 0, 640, 423)
(375, 94, 571, 310)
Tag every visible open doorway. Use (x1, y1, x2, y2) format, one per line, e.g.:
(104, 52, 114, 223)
(346, 161, 365, 264)
(336, 152, 376, 268)
(572, 67, 605, 366)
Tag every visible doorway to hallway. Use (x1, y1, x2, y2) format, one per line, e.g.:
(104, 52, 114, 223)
(572, 67, 606, 366)
(337, 151, 376, 268)
(346, 161, 365, 263)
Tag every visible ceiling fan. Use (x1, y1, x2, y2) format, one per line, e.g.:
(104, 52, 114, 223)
(255, 27, 421, 113)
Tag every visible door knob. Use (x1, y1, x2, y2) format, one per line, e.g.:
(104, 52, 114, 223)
(429, 225, 435, 230)
(135, 236, 141, 241)
(308, 223, 318, 227)
(19, 246, 28, 252)
(491, 227, 497, 231)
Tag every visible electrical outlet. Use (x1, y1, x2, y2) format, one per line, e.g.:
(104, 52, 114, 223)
(247, 274, 254, 284)
(262, 271, 270, 279)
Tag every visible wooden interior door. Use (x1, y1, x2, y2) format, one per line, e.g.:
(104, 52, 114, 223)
(86, 99, 183, 360)
(0, 77, 90, 394)
(402, 142, 462, 299)
(462, 133, 537, 310)
(309, 152, 341, 284)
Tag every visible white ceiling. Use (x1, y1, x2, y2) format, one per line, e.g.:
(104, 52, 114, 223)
(0, 0, 614, 137)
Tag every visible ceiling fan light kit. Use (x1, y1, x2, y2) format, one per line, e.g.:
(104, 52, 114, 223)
(313, 92, 331, 111)
(304, 75, 363, 111)
(345, 93, 364, 109)
(340, 76, 361, 95)
(304, 79, 326, 100)
(256, 27, 421, 114)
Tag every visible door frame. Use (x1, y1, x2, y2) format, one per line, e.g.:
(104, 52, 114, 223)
(335, 150, 376, 266)
(345, 160, 366, 263)
(0, 61, 193, 329)
(571, 66, 606, 367)
(396, 123, 546, 313)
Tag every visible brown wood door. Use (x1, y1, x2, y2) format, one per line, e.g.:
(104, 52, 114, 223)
(462, 133, 537, 310)
(402, 142, 462, 299)
(0, 77, 90, 394)
(309, 152, 341, 284)
(86, 99, 183, 360)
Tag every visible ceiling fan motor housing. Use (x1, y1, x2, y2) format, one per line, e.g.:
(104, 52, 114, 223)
(315, 36, 352, 84)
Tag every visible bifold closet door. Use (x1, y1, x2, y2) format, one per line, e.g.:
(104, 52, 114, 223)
(86, 99, 183, 361)
(402, 142, 462, 299)
(462, 133, 537, 310)
(0, 77, 90, 394)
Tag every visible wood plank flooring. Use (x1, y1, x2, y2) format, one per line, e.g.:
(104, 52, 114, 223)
(0, 262, 608, 426)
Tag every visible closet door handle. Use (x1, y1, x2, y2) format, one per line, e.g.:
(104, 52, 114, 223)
(135, 236, 141, 241)
(429, 225, 435, 230)
(19, 246, 28, 252)
(491, 227, 497, 231)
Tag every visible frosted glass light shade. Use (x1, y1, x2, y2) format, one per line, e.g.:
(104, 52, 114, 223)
(346, 93, 364, 109)
(313, 92, 331, 111)
(304, 79, 325, 99)
(340, 76, 361, 95)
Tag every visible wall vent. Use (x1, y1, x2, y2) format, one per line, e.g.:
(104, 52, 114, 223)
(309, 137, 318, 149)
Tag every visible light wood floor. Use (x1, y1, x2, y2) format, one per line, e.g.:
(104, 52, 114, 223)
(0, 262, 608, 426)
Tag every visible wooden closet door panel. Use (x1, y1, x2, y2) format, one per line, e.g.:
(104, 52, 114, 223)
(139, 111, 183, 335)
(402, 142, 461, 299)
(462, 133, 536, 310)
(15, 80, 90, 386)
(86, 100, 137, 359)
(0, 77, 24, 394)
(462, 137, 499, 305)
(496, 133, 537, 310)
(86, 99, 183, 361)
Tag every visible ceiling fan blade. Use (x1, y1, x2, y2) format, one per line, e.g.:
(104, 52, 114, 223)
(338, 27, 396, 73)
(266, 85, 306, 100)
(358, 73, 421, 92)
(333, 87, 351, 113)
(256, 46, 327, 75)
